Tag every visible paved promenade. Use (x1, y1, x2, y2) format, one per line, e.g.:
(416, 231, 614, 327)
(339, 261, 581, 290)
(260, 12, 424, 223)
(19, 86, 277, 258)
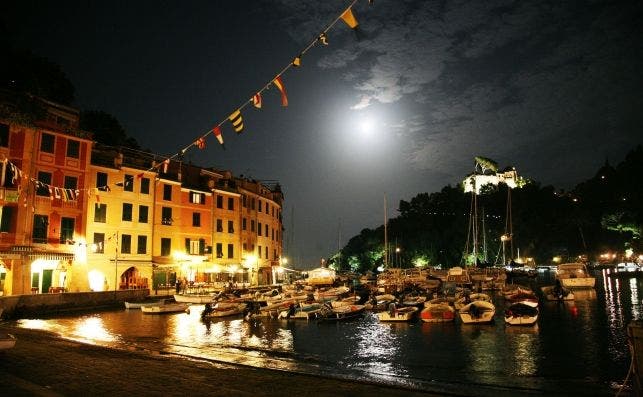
(0, 325, 443, 397)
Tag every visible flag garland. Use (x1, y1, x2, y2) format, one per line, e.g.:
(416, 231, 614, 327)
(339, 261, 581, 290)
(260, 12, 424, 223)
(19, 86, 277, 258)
(273, 76, 288, 107)
(229, 110, 244, 133)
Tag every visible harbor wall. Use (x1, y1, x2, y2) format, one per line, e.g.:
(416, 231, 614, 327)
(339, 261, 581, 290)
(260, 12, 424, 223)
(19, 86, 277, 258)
(0, 289, 151, 319)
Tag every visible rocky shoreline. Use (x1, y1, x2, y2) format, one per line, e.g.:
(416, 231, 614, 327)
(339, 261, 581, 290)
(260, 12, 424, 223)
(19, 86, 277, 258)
(0, 324, 442, 397)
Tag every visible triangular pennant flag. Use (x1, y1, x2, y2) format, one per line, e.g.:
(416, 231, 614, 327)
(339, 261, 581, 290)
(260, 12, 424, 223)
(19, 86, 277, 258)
(195, 137, 206, 149)
(229, 110, 244, 133)
(213, 126, 224, 145)
(341, 8, 359, 29)
(273, 76, 288, 107)
(292, 55, 301, 67)
(252, 93, 262, 109)
(318, 33, 329, 46)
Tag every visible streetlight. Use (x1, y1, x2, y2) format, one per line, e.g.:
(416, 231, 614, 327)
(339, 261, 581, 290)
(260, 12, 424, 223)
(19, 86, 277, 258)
(395, 247, 401, 267)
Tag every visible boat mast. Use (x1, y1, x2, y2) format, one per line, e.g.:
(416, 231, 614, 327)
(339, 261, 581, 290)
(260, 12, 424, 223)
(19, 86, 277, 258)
(482, 206, 487, 263)
(384, 194, 388, 269)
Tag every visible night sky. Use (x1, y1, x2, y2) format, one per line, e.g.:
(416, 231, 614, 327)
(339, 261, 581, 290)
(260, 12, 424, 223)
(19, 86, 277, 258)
(3, 0, 642, 267)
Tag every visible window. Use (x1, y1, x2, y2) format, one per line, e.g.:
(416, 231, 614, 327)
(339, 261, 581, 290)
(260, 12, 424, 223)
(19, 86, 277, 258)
(36, 171, 52, 196)
(216, 243, 223, 258)
(188, 239, 200, 255)
(216, 219, 223, 232)
(122, 203, 133, 221)
(257, 245, 261, 257)
(258, 222, 262, 236)
(266, 202, 270, 214)
(264, 246, 268, 259)
(189, 192, 205, 204)
(121, 234, 131, 254)
(242, 218, 247, 231)
(272, 229, 275, 240)
(124, 174, 134, 192)
(258, 200, 262, 212)
(64, 176, 77, 190)
(137, 235, 147, 254)
(243, 243, 247, 252)
(94, 233, 105, 253)
(251, 198, 255, 210)
(96, 172, 108, 191)
(265, 224, 268, 237)
(217, 195, 223, 208)
(161, 238, 171, 256)
(161, 207, 172, 225)
(251, 220, 255, 232)
(227, 244, 234, 259)
(0, 206, 14, 232)
(242, 195, 247, 208)
(60, 217, 74, 243)
(228, 197, 234, 210)
(140, 177, 150, 194)
(163, 184, 172, 201)
(40, 133, 55, 153)
(193, 212, 201, 227)
(94, 203, 107, 223)
(138, 205, 148, 223)
(0, 123, 8, 147)
(33, 214, 48, 243)
(228, 220, 234, 233)
(66, 139, 80, 158)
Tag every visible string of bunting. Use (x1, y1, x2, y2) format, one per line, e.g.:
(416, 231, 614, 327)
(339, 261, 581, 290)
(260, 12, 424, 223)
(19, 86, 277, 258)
(161, 0, 370, 165)
(0, 0, 372, 205)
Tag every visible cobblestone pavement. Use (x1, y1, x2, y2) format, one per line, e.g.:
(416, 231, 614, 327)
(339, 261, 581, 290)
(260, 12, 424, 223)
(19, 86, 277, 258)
(0, 325, 444, 397)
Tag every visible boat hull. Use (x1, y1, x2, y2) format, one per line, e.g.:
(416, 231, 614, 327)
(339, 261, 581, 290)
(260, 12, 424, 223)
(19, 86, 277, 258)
(141, 303, 189, 314)
(173, 294, 214, 303)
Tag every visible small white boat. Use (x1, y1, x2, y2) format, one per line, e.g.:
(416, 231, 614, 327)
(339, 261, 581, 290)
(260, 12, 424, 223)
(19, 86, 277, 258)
(0, 333, 16, 350)
(555, 262, 595, 288)
(173, 293, 214, 303)
(505, 302, 539, 326)
(454, 292, 493, 311)
(541, 285, 574, 301)
(141, 302, 189, 314)
(202, 303, 246, 318)
(505, 289, 539, 307)
(319, 304, 365, 322)
(364, 294, 396, 311)
(420, 298, 456, 323)
(124, 299, 165, 309)
(377, 304, 418, 322)
(458, 301, 496, 324)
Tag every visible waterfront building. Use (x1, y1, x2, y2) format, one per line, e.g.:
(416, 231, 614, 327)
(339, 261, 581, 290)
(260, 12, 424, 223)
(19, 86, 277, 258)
(0, 93, 284, 296)
(0, 92, 92, 295)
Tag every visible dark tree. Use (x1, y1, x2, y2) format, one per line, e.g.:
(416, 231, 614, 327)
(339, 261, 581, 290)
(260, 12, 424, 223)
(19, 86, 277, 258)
(80, 110, 140, 149)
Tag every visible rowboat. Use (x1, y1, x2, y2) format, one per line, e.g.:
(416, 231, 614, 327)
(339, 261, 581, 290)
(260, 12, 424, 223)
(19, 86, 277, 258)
(377, 305, 418, 322)
(0, 333, 16, 350)
(124, 299, 166, 309)
(173, 293, 214, 303)
(458, 301, 496, 324)
(420, 298, 456, 323)
(202, 303, 246, 318)
(141, 302, 189, 314)
(504, 302, 539, 326)
(319, 304, 365, 322)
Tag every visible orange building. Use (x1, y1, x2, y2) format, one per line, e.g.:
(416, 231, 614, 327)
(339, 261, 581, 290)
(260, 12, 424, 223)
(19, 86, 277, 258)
(0, 94, 92, 295)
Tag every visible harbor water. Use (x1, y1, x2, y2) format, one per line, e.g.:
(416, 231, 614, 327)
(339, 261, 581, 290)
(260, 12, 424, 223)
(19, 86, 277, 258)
(13, 270, 643, 396)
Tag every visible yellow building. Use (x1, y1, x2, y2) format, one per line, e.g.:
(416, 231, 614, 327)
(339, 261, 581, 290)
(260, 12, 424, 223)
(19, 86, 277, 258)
(85, 144, 156, 292)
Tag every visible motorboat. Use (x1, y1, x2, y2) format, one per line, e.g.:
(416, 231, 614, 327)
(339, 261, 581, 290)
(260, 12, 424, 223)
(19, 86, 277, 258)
(420, 298, 455, 323)
(141, 302, 189, 314)
(541, 284, 574, 301)
(318, 304, 365, 322)
(454, 292, 493, 311)
(377, 304, 418, 322)
(202, 302, 246, 318)
(504, 302, 539, 326)
(555, 263, 595, 288)
(0, 333, 16, 350)
(173, 293, 214, 303)
(278, 302, 324, 320)
(124, 299, 166, 309)
(458, 301, 496, 324)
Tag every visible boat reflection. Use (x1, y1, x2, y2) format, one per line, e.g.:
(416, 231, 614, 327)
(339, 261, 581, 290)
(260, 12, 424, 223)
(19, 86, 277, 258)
(505, 323, 539, 335)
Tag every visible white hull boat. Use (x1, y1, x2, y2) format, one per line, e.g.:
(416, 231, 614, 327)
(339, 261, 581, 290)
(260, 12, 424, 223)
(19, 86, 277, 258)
(420, 298, 456, 323)
(173, 293, 214, 303)
(377, 305, 418, 322)
(505, 302, 539, 326)
(458, 301, 496, 324)
(141, 302, 189, 314)
(555, 263, 595, 289)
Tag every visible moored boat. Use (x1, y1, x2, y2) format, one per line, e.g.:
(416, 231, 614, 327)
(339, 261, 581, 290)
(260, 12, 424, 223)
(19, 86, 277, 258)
(141, 302, 189, 314)
(504, 302, 539, 326)
(173, 293, 214, 303)
(202, 302, 246, 318)
(541, 284, 574, 301)
(458, 301, 495, 324)
(420, 298, 455, 323)
(555, 262, 595, 288)
(0, 333, 16, 350)
(124, 299, 166, 309)
(318, 304, 365, 322)
(377, 304, 418, 322)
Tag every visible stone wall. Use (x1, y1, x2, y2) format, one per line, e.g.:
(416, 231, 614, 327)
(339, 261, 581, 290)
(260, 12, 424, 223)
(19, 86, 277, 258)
(0, 289, 151, 319)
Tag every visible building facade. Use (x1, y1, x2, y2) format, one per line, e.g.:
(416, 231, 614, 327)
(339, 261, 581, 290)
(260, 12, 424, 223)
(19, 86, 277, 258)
(0, 95, 284, 296)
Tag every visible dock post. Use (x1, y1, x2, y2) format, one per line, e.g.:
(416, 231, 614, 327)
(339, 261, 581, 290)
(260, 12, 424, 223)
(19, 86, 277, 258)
(627, 321, 643, 395)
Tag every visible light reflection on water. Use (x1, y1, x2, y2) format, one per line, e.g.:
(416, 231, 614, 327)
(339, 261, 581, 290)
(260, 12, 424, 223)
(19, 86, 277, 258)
(15, 271, 643, 395)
